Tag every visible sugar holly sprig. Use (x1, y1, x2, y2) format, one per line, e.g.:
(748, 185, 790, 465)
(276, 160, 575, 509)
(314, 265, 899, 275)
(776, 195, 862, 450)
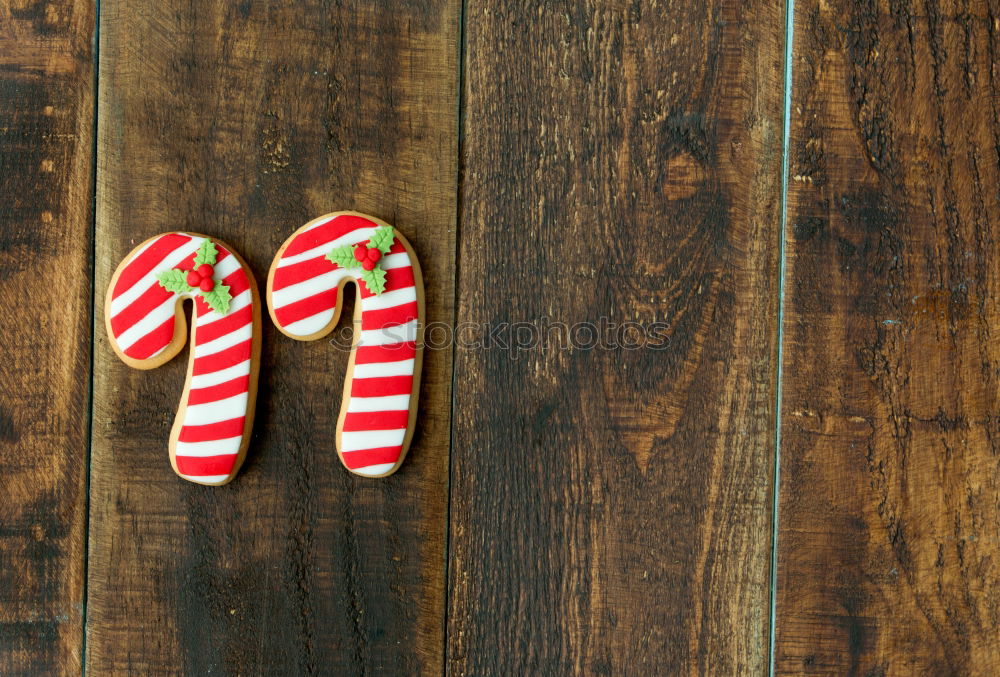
(325, 225, 395, 295)
(155, 239, 233, 314)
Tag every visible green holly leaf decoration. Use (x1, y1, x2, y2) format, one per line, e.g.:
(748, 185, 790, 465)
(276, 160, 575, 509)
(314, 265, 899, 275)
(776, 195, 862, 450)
(201, 281, 232, 315)
(361, 266, 387, 296)
(368, 225, 396, 255)
(193, 239, 219, 267)
(156, 268, 193, 294)
(326, 244, 360, 269)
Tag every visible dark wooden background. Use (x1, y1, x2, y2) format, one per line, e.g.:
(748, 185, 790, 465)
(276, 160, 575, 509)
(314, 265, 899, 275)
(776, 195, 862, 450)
(1, 0, 998, 674)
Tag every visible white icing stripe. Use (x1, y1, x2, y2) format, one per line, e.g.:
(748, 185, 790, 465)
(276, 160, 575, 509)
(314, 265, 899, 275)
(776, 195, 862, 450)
(353, 358, 415, 379)
(282, 311, 336, 338)
(270, 269, 352, 309)
(358, 320, 418, 347)
(117, 288, 252, 355)
(349, 462, 396, 477)
(379, 252, 410, 271)
(127, 237, 158, 262)
(174, 437, 242, 458)
(361, 286, 417, 311)
(112, 240, 248, 354)
(347, 394, 411, 413)
(146, 343, 170, 360)
(230, 289, 253, 313)
(273, 279, 415, 338)
(212, 250, 243, 278)
(180, 473, 231, 484)
(189, 359, 252, 389)
(110, 237, 201, 317)
(193, 320, 253, 358)
(198, 289, 252, 331)
(277, 226, 377, 267)
(301, 216, 336, 234)
(114, 296, 178, 351)
(184, 393, 249, 426)
(272, 272, 413, 314)
(200, 287, 252, 323)
(340, 429, 407, 452)
(274, 251, 413, 289)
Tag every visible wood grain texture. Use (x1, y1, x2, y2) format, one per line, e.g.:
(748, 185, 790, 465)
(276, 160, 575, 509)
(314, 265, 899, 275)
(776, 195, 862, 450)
(776, 1, 1000, 673)
(448, 1, 784, 674)
(0, 1, 94, 673)
(89, 1, 458, 674)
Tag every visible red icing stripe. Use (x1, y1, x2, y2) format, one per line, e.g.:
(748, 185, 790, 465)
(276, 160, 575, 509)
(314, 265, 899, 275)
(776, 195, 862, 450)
(175, 454, 239, 476)
(195, 266, 251, 317)
(358, 266, 414, 299)
(341, 446, 403, 470)
(273, 242, 407, 296)
(354, 342, 416, 364)
(110, 250, 196, 330)
(178, 417, 245, 442)
(196, 305, 253, 345)
(220, 262, 250, 296)
(342, 410, 410, 432)
(283, 215, 375, 257)
(273, 289, 338, 327)
(187, 375, 250, 406)
(351, 375, 413, 397)
(382, 240, 407, 256)
(192, 340, 253, 375)
(271, 256, 338, 292)
(361, 300, 419, 331)
(122, 316, 176, 360)
(203, 248, 232, 268)
(110, 283, 173, 336)
(112, 233, 192, 297)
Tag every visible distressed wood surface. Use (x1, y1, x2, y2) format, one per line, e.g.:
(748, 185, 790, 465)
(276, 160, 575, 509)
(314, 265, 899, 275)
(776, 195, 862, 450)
(776, 1, 1000, 673)
(0, 1, 94, 673)
(88, 0, 458, 674)
(5, 0, 1000, 673)
(448, 1, 785, 674)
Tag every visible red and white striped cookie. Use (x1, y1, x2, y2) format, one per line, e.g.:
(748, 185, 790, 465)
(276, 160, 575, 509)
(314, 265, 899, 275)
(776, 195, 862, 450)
(266, 212, 424, 478)
(104, 233, 262, 485)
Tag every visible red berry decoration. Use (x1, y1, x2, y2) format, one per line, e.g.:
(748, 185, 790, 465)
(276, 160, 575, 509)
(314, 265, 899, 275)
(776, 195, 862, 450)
(354, 245, 368, 262)
(199, 277, 215, 292)
(197, 263, 214, 279)
(367, 247, 382, 262)
(361, 259, 376, 271)
(186, 270, 201, 286)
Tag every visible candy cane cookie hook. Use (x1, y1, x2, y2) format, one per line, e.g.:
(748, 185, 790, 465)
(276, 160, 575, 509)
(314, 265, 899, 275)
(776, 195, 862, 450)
(266, 212, 424, 478)
(104, 233, 262, 485)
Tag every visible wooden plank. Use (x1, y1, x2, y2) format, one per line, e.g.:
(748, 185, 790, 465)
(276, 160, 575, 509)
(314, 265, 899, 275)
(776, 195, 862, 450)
(88, 1, 458, 673)
(776, 1, 1000, 673)
(0, 1, 94, 673)
(448, 1, 785, 673)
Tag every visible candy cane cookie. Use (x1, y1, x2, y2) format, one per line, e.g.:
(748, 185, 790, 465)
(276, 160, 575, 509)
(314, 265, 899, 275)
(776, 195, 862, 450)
(105, 233, 262, 485)
(267, 212, 424, 478)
